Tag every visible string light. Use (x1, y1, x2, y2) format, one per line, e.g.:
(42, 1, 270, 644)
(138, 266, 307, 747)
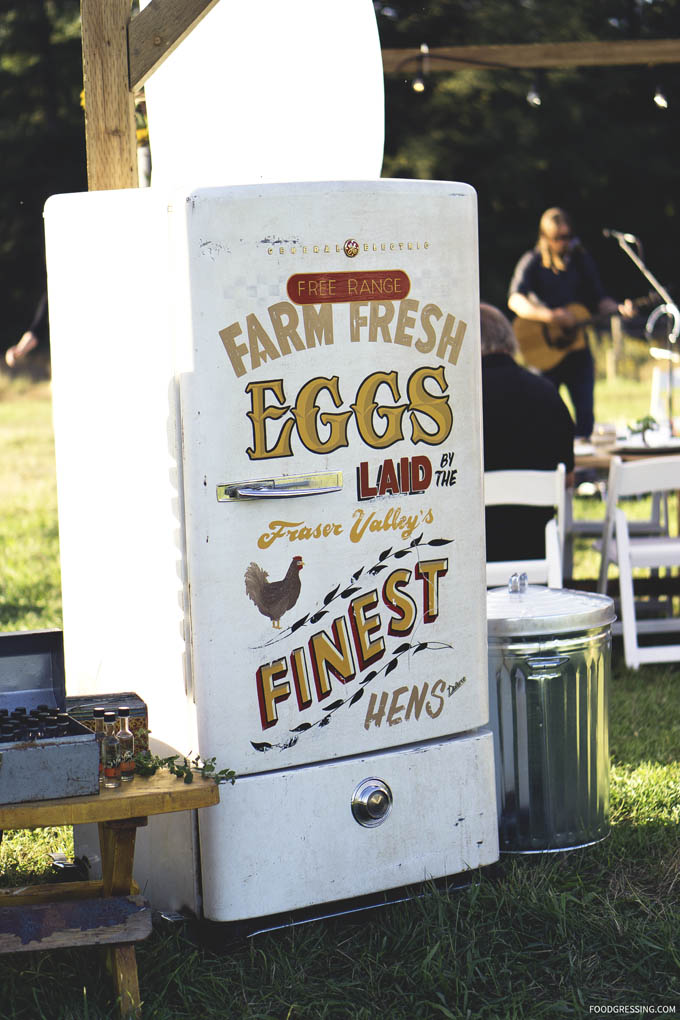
(653, 84, 668, 109)
(526, 73, 542, 107)
(411, 43, 429, 93)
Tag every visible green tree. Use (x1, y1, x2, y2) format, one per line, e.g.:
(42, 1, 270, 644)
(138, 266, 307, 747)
(0, 1, 85, 355)
(377, 0, 679, 310)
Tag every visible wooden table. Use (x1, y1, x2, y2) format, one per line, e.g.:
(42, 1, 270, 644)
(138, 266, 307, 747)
(574, 441, 680, 471)
(0, 772, 220, 1018)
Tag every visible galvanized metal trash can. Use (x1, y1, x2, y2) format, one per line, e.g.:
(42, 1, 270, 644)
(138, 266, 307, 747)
(487, 576, 616, 853)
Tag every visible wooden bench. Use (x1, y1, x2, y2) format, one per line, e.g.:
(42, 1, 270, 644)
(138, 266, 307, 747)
(0, 771, 220, 1018)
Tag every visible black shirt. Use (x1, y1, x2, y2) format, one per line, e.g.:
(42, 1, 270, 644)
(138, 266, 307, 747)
(508, 245, 606, 313)
(482, 353, 575, 560)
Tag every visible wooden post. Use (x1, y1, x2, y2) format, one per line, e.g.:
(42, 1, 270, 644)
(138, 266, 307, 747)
(609, 314, 623, 381)
(80, 0, 219, 191)
(128, 0, 221, 91)
(81, 0, 138, 190)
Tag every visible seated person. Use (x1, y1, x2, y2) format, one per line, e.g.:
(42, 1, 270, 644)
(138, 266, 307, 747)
(481, 302, 575, 561)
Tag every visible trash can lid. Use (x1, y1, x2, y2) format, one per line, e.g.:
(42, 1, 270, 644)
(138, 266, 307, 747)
(487, 578, 616, 637)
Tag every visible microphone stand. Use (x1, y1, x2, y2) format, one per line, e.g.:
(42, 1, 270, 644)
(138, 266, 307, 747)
(607, 233, 680, 435)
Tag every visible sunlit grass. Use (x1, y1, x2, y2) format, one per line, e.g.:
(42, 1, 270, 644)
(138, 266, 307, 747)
(0, 369, 677, 1018)
(0, 376, 62, 631)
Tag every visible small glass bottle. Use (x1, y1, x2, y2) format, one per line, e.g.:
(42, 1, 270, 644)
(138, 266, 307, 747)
(10, 712, 28, 740)
(93, 706, 106, 785)
(26, 722, 41, 742)
(101, 711, 121, 789)
(117, 707, 135, 783)
(56, 712, 71, 736)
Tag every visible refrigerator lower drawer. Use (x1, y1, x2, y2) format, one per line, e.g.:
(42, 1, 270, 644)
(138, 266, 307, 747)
(198, 729, 498, 922)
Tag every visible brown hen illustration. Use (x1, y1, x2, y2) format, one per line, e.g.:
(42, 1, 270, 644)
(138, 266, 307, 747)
(244, 555, 304, 628)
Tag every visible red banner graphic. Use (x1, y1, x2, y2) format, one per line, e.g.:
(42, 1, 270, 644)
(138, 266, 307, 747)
(287, 270, 410, 305)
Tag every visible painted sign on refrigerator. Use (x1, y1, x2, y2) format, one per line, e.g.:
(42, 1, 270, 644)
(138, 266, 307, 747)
(176, 182, 486, 776)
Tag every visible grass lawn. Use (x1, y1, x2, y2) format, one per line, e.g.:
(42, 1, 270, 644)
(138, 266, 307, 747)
(0, 366, 678, 1019)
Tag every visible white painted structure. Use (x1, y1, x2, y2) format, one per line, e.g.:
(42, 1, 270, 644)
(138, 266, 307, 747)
(43, 0, 496, 924)
(45, 180, 498, 921)
(140, 0, 385, 189)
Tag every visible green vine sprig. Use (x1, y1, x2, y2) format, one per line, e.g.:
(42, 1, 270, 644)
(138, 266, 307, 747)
(629, 414, 659, 445)
(134, 751, 235, 785)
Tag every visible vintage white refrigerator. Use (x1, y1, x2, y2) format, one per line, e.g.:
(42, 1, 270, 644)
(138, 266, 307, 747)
(44, 179, 498, 923)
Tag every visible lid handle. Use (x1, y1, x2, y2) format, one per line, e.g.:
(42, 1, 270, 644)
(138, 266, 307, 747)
(508, 572, 528, 594)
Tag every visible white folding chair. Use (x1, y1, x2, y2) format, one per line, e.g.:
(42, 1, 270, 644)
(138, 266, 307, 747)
(485, 464, 565, 588)
(566, 474, 668, 580)
(650, 363, 680, 429)
(597, 454, 680, 669)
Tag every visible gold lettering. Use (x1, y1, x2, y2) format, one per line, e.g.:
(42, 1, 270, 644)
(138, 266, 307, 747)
(290, 648, 312, 710)
(387, 686, 409, 726)
(247, 313, 281, 370)
(349, 302, 368, 342)
(394, 298, 419, 347)
(364, 690, 388, 729)
(405, 682, 429, 721)
(246, 380, 295, 460)
(292, 376, 352, 454)
(348, 590, 385, 670)
(383, 568, 417, 635)
(257, 659, 290, 728)
(351, 371, 406, 449)
(369, 301, 394, 343)
(302, 304, 334, 348)
(415, 558, 449, 622)
(426, 679, 446, 718)
(310, 617, 356, 698)
(219, 321, 249, 378)
(268, 302, 306, 356)
(407, 366, 453, 446)
(415, 303, 441, 354)
(437, 314, 467, 365)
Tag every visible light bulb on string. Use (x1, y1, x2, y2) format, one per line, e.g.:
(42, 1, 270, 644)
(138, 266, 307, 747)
(411, 43, 429, 95)
(526, 84, 541, 107)
(526, 71, 543, 108)
(654, 84, 668, 109)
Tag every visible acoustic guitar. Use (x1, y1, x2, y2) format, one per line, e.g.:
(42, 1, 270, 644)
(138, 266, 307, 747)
(513, 295, 657, 373)
(512, 302, 593, 372)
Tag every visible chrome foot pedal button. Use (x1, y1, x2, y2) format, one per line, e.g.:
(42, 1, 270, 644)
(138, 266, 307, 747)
(351, 777, 393, 827)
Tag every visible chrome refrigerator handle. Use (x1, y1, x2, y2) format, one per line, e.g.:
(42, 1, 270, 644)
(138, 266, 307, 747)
(216, 472, 342, 501)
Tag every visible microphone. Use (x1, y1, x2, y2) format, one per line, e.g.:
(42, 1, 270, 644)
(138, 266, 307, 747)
(603, 228, 638, 243)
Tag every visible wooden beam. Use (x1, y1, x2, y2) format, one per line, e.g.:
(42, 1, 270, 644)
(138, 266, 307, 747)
(382, 38, 680, 74)
(0, 895, 151, 954)
(128, 0, 221, 92)
(0, 770, 220, 831)
(80, 0, 138, 190)
(0, 880, 141, 908)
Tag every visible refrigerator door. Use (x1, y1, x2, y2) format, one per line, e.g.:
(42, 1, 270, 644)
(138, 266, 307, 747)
(174, 180, 487, 777)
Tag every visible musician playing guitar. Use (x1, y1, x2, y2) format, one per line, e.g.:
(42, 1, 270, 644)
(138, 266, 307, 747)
(508, 207, 633, 438)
